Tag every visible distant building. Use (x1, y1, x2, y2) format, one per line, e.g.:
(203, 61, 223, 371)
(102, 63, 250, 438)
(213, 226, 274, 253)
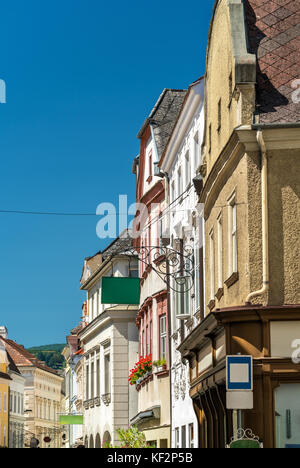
(0, 328, 11, 448)
(8, 350, 26, 448)
(61, 324, 84, 448)
(79, 233, 139, 447)
(0, 328, 63, 448)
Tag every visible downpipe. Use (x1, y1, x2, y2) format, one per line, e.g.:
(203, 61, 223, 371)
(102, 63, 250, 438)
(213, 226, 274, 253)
(245, 130, 269, 305)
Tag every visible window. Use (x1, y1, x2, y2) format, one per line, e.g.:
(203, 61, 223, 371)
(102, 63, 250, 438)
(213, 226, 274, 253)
(160, 315, 167, 361)
(195, 247, 201, 312)
(177, 167, 183, 199)
(175, 428, 180, 448)
(189, 424, 195, 449)
(150, 321, 153, 355)
(217, 214, 223, 289)
(4, 393, 7, 412)
(147, 150, 153, 182)
(218, 99, 222, 132)
(181, 426, 186, 448)
(171, 181, 175, 204)
(142, 330, 145, 356)
(104, 354, 111, 395)
(209, 124, 212, 154)
(91, 361, 94, 399)
(229, 72, 233, 104)
(86, 365, 89, 400)
(146, 326, 149, 355)
(96, 359, 100, 397)
(209, 230, 215, 300)
(228, 196, 237, 275)
(129, 259, 139, 278)
(194, 132, 200, 171)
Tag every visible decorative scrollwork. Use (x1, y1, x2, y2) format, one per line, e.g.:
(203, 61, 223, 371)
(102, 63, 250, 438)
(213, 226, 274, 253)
(232, 428, 260, 442)
(105, 238, 194, 293)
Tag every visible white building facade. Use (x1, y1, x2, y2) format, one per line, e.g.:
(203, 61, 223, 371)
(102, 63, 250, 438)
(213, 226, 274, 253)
(159, 78, 205, 448)
(79, 236, 139, 448)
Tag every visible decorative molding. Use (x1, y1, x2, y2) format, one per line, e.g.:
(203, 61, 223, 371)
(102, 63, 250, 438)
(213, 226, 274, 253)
(224, 272, 239, 289)
(215, 287, 224, 301)
(101, 394, 111, 406)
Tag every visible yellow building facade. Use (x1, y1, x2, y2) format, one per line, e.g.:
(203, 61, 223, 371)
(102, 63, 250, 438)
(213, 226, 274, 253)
(179, 0, 300, 448)
(0, 342, 11, 448)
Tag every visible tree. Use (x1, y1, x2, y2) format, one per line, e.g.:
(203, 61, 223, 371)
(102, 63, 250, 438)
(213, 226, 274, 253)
(103, 426, 153, 448)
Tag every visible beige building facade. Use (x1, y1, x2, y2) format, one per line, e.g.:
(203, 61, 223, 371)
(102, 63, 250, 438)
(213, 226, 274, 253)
(179, 0, 300, 449)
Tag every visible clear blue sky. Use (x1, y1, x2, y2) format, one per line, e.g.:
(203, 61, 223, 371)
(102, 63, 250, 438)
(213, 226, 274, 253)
(0, 0, 214, 347)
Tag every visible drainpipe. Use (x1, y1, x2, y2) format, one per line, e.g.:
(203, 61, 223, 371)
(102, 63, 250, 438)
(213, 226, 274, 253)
(245, 130, 269, 305)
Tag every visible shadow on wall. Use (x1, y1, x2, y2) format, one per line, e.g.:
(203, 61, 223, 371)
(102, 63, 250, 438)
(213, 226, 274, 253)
(244, 0, 289, 119)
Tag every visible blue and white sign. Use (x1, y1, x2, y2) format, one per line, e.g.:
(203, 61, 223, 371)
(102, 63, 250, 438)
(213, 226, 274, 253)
(226, 356, 253, 391)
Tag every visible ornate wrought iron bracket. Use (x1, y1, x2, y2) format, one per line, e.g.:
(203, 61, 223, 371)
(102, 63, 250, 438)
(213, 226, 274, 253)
(103, 238, 194, 294)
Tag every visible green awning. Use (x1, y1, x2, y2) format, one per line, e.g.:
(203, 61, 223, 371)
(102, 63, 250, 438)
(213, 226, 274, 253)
(101, 277, 140, 305)
(59, 415, 84, 425)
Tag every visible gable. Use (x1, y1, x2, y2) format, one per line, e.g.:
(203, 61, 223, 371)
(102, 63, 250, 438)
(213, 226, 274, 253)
(203, 0, 256, 175)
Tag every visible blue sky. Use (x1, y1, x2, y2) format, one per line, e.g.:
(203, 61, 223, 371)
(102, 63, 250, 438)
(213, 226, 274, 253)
(0, 0, 214, 347)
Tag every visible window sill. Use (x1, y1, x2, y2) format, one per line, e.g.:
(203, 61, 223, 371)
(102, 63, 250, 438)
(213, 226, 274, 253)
(224, 272, 239, 289)
(155, 369, 169, 378)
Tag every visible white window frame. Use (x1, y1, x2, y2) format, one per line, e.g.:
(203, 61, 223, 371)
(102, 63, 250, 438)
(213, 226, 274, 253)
(159, 315, 167, 361)
(194, 132, 199, 171)
(189, 423, 195, 449)
(217, 213, 223, 290)
(228, 194, 238, 276)
(104, 352, 111, 395)
(209, 230, 215, 300)
(185, 151, 190, 188)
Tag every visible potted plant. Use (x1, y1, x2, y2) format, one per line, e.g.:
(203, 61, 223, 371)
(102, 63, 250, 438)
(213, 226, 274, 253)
(153, 358, 167, 372)
(128, 354, 153, 387)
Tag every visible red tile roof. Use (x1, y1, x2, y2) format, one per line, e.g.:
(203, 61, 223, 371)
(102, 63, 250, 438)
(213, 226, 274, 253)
(0, 337, 60, 377)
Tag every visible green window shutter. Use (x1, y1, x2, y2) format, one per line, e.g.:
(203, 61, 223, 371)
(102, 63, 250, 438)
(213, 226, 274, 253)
(101, 277, 140, 305)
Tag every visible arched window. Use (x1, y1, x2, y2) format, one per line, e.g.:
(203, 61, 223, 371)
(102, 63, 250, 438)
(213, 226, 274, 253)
(102, 431, 111, 447)
(95, 433, 101, 448)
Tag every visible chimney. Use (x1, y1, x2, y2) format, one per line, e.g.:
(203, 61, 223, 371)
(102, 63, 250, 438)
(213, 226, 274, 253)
(0, 327, 8, 340)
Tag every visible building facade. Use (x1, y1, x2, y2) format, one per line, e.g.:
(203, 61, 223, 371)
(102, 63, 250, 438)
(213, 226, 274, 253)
(79, 234, 139, 448)
(131, 89, 187, 448)
(0, 331, 10, 448)
(8, 352, 26, 448)
(159, 78, 205, 448)
(178, 0, 300, 449)
(0, 330, 63, 449)
(61, 325, 84, 448)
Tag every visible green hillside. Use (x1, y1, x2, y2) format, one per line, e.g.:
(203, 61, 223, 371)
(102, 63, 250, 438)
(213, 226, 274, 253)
(27, 344, 66, 371)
